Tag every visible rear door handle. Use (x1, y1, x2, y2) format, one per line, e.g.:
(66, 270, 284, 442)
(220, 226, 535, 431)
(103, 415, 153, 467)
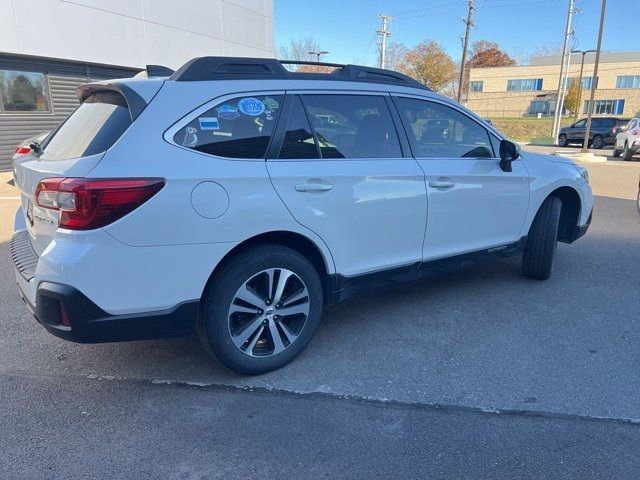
(428, 178, 455, 189)
(295, 183, 333, 193)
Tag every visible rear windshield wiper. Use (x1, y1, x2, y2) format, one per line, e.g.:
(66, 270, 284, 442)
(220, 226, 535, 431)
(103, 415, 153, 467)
(30, 142, 43, 156)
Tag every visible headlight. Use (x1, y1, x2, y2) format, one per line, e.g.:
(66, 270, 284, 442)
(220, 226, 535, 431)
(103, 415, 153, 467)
(573, 165, 589, 184)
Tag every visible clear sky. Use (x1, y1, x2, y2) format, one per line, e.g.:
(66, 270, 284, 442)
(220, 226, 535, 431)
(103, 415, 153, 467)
(275, 0, 632, 66)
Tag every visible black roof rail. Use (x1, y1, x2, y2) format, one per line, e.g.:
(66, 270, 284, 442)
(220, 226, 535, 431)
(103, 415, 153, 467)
(170, 56, 430, 91)
(146, 64, 175, 77)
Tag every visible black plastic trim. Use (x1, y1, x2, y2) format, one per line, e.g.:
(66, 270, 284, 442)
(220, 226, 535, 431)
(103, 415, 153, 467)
(170, 56, 430, 91)
(327, 237, 527, 304)
(33, 282, 198, 343)
(564, 210, 592, 244)
(75, 82, 148, 121)
(146, 64, 175, 77)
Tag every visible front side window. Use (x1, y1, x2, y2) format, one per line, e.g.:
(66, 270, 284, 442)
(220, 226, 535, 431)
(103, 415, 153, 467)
(173, 94, 283, 158)
(394, 97, 494, 159)
(301, 95, 402, 158)
(40, 91, 131, 160)
(0, 69, 50, 113)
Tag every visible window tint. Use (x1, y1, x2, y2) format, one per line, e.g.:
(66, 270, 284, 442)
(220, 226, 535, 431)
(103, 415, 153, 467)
(40, 92, 131, 161)
(573, 119, 586, 127)
(0, 70, 50, 113)
(174, 95, 283, 158)
(278, 96, 319, 159)
(302, 95, 402, 158)
(394, 97, 494, 158)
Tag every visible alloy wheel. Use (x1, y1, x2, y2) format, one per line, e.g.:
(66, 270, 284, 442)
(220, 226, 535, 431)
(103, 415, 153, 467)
(227, 268, 310, 357)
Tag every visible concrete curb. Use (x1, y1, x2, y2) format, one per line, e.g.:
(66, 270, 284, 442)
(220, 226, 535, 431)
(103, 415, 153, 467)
(552, 151, 608, 163)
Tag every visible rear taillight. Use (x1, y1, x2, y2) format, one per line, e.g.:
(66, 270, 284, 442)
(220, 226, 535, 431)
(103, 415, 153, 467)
(14, 146, 32, 156)
(35, 178, 165, 230)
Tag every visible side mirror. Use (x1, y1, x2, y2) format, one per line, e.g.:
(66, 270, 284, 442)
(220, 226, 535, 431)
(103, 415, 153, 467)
(499, 139, 520, 173)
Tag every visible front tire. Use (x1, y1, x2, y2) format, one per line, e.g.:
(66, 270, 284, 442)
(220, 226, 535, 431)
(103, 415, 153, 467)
(623, 142, 633, 161)
(558, 134, 568, 147)
(613, 145, 621, 157)
(522, 196, 562, 280)
(198, 245, 323, 375)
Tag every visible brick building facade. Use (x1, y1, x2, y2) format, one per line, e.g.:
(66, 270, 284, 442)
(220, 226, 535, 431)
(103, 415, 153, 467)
(466, 52, 640, 119)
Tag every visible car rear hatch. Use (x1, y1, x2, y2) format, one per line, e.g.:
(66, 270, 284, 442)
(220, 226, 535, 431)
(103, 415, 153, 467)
(12, 83, 150, 256)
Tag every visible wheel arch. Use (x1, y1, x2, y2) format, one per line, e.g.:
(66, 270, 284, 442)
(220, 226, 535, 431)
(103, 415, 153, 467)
(547, 186, 582, 243)
(201, 230, 335, 304)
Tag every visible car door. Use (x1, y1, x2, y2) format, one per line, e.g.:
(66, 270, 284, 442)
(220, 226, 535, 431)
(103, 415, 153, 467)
(266, 93, 427, 277)
(569, 119, 586, 141)
(618, 119, 635, 150)
(392, 95, 530, 261)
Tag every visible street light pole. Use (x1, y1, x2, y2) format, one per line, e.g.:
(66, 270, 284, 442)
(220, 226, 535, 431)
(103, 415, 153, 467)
(571, 49, 596, 121)
(308, 51, 329, 62)
(582, 0, 606, 152)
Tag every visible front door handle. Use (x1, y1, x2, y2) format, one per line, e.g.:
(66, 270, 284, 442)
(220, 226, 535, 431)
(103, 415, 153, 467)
(295, 182, 333, 193)
(428, 178, 455, 189)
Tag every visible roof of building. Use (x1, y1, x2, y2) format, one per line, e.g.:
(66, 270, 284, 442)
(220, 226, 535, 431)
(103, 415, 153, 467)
(530, 51, 640, 66)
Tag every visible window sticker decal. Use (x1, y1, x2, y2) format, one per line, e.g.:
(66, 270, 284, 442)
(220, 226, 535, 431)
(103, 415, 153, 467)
(216, 104, 238, 120)
(263, 96, 280, 111)
(182, 126, 198, 147)
(238, 97, 265, 116)
(199, 117, 220, 130)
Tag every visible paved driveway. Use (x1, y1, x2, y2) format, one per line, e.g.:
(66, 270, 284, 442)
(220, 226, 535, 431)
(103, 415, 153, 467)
(1, 155, 639, 477)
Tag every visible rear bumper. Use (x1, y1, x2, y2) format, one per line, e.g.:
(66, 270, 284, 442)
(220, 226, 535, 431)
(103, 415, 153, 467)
(22, 281, 197, 343)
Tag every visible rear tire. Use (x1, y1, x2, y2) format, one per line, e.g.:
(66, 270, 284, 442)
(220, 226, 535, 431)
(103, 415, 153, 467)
(558, 134, 568, 147)
(613, 145, 621, 157)
(197, 245, 323, 375)
(623, 142, 633, 161)
(522, 196, 562, 280)
(591, 134, 604, 149)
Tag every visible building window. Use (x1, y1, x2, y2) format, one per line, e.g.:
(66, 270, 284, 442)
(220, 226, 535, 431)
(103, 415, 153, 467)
(583, 99, 625, 115)
(529, 100, 550, 115)
(616, 75, 640, 89)
(0, 70, 51, 113)
(469, 81, 483, 92)
(565, 76, 597, 89)
(507, 78, 543, 91)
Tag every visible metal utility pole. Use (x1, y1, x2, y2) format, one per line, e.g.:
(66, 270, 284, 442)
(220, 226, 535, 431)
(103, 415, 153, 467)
(582, 0, 607, 152)
(551, 0, 576, 142)
(457, 0, 476, 103)
(377, 14, 392, 69)
(308, 51, 329, 62)
(571, 49, 596, 120)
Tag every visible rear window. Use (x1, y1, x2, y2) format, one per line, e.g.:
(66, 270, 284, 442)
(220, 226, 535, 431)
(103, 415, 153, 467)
(173, 95, 283, 159)
(40, 91, 131, 160)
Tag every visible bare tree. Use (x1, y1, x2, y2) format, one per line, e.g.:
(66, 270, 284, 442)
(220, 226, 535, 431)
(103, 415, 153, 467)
(380, 42, 409, 72)
(531, 42, 564, 58)
(277, 37, 333, 72)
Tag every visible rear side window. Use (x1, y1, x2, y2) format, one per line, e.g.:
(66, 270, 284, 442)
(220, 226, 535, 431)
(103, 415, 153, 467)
(301, 95, 402, 158)
(174, 95, 283, 159)
(394, 97, 494, 159)
(40, 91, 131, 160)
(278, 96, 319, 159)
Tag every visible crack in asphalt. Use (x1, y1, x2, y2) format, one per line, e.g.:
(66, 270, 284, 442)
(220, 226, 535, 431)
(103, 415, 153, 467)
(2, 368, 639, 427)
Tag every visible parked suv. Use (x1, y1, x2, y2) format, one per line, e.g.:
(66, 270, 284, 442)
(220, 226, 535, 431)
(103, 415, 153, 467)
(558, 116, 630, 148)
(613, 117, 639, 161)
(11, 57, 594, 374)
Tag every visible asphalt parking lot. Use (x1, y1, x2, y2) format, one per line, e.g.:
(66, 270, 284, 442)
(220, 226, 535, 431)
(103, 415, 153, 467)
(1, 149, 640, 478)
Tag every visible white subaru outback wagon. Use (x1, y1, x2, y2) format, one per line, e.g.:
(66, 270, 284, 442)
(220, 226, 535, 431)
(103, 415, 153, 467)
(11, 57, 593, 374)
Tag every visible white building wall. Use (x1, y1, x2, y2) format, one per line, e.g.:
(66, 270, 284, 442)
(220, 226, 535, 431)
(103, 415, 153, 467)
(0, 0, 274, 69)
